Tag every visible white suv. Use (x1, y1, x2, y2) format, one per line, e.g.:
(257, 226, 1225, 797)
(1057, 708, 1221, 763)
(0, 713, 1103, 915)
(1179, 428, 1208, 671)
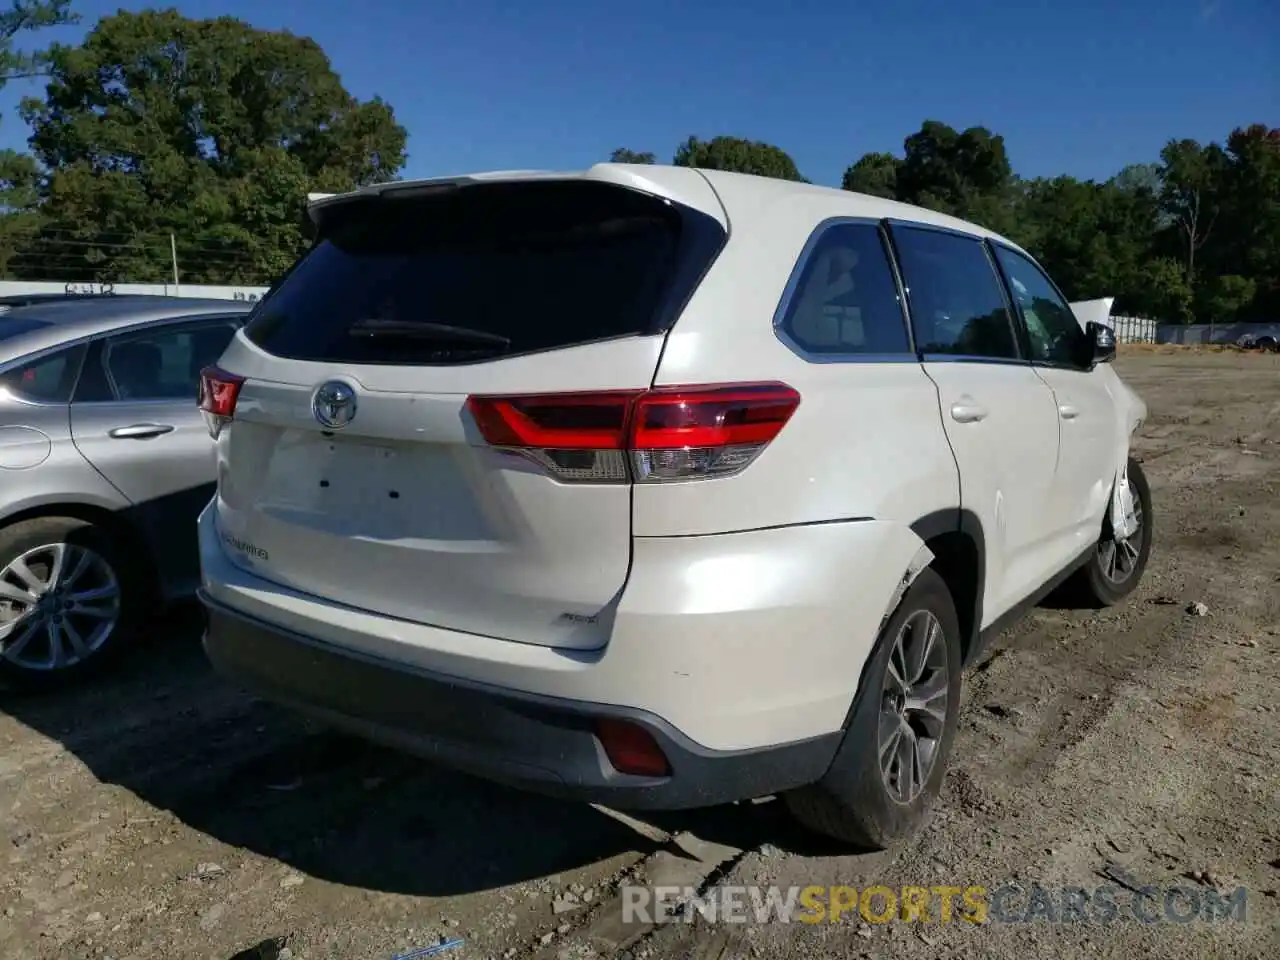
(197, 165, 1152, 847)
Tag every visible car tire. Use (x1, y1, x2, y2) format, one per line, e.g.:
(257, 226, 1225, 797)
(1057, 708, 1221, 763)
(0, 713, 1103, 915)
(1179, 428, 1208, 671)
(1259, 337, 1278, 353)
(0, 516, 146, 690)
(784, 567, 963, 850)
(1066, 457, 1153, 608)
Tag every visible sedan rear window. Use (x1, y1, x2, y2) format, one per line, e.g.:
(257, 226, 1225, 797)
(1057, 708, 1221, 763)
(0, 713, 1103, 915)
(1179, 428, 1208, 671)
(244, 181, 723, 365)
(0, 345, 86, 404)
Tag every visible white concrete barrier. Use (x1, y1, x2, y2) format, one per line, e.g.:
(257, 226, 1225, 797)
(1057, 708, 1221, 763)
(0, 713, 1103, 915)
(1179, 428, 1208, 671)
(0, 280, 270, 302)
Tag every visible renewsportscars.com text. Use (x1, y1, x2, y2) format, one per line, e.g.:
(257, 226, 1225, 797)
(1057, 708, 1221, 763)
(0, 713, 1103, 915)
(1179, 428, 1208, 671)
(621, 883, 1249, 926)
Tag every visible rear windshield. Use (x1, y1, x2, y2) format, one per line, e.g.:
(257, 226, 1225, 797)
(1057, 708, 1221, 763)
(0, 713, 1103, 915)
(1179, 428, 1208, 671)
(244, 181, 718, 365)
(0, 316, 52, 342)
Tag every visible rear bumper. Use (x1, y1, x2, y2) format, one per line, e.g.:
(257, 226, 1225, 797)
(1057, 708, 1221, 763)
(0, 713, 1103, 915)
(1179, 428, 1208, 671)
(201, 590, 840, 809)
(197, 502, 925, 752)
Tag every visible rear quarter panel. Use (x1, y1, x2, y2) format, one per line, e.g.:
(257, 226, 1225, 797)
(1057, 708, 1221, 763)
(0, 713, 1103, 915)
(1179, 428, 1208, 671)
(0, 400, 132, 524)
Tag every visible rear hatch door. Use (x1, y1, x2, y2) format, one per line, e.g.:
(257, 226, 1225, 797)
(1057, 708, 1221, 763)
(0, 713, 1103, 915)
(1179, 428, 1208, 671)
(211, 173, 725, 650)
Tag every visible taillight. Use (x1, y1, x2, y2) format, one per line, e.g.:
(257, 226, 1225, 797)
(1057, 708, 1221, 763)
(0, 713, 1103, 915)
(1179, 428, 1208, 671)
(198, 365, 245, 439)
(465, 382, 799, 484)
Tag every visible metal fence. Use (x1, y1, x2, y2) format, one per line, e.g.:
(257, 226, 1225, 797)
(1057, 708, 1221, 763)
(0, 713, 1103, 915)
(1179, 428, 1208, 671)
(1156, 321, 1280, 345)
(1112, 315, 1159, 344)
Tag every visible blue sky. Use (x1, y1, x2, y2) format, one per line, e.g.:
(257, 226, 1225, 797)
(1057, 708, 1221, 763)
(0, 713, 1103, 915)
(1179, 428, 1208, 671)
(1, 0, 1276, 186)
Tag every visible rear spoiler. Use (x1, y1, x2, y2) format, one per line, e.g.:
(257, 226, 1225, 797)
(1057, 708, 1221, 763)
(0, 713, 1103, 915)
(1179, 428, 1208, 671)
(1069, 297, 1115, 330)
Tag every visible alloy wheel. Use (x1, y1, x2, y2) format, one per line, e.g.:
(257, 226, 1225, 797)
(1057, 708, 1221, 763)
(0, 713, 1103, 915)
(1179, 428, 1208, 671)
(1099, 496, 1144, 584)
(879, 608, 949, 804)
(0, 542, 122, 671)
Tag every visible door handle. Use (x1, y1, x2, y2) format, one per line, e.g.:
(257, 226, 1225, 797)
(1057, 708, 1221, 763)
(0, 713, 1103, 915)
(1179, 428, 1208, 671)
(1058, 404, 1080, 420)
(108, 423, 175, 439)
(949, 401, 989, 423)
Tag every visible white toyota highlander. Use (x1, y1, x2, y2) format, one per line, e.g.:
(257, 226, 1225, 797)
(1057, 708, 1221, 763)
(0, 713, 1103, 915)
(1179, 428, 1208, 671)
(196, 164, 1152, 847)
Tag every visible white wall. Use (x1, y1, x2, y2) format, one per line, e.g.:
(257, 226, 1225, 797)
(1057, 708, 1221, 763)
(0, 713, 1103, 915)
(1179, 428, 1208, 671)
(0, 280, 269, 302)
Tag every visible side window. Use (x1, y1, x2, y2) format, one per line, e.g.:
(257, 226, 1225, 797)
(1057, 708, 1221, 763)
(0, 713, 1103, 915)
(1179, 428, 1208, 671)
(892, 227, 1020, 360)
(0, 345, 86, 404)
(778, 222, 911, 356)
(992, 246, 1087, 367)
(103, 321, 238, 401)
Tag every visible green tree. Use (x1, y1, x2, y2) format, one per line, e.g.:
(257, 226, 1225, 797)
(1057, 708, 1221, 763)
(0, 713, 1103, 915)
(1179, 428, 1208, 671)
(609, 148, 655, 164)
(1014, 170, 1163, 316)
(0, 0, 77, 87)
(16, 8, 407, 284)
(1141, 256, 1195, 324)
(895, 121, 1014, 221)
(841, 152, 899, 199)
(841, 121, 1018, 233)
(1110, 162, 1161, 196)
(1158, 138, 1226, 286)
(0, 1, 79, 277)
(672, 135, 804, 181)
(0, 151, 42, 276)
(1204, 125, 1280, 320)
(1197, 274, 1257, 324)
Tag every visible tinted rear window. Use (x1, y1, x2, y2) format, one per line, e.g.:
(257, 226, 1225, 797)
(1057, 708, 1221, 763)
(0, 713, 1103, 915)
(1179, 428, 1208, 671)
(0, 344, 86, 403)
(245, 181, 716, 365)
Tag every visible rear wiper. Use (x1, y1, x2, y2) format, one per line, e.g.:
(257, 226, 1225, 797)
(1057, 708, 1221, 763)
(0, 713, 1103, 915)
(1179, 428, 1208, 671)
(346, 318, 511, 348)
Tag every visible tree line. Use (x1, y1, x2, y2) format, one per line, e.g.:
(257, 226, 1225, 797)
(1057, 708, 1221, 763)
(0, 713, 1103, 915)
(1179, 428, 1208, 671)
(1, 4, 1276, 325)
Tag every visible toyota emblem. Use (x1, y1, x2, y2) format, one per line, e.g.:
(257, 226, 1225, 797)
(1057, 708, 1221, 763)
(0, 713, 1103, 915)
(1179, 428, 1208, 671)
(313, 380, 357, 429)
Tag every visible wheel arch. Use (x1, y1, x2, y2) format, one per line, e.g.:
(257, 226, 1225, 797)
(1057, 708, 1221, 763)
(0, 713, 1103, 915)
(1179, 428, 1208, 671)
(0, 500, 161, 605)
(910, 508, 986, 667)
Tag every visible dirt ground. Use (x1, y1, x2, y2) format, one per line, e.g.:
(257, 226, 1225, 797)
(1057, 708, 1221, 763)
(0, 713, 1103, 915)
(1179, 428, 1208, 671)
(2, 349, 1278, 960)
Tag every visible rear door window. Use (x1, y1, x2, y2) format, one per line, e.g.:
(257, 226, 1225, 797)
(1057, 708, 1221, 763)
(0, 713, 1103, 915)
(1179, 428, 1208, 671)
(244, 181, 718, 365)
(102, 319, 240, 401)
(892, 226, 1022, 361)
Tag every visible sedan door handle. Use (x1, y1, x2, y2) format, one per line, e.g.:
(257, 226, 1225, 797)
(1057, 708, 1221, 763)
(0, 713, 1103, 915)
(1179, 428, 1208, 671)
(949, 401, 989, 423)
(1058, 404, 1080, 420)
(108, 423, 175, 439)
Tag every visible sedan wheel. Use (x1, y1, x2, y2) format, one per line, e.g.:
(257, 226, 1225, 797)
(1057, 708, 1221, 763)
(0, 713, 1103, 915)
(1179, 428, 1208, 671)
(0, 516, 143, 689)
(0, 542, 123, 671)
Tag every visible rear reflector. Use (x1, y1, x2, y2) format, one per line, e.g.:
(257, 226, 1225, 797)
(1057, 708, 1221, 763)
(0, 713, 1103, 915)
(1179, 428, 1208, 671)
(465, 382, 799, 484)
(198, 365, 245, 439)
(594, 718, 671, 778)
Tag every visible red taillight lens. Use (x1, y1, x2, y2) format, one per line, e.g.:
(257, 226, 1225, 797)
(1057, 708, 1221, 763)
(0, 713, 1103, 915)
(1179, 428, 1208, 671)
(466, 382, 799, 484)
(465, 392, 635, 449)
(632, 384, 800, 449)
(198, 365, 245, 439)
(594, 718, 671, 778)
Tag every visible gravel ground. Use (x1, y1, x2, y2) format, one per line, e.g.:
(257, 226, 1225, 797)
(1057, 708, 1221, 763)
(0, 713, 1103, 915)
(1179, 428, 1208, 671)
(2, 349, 1277, 960)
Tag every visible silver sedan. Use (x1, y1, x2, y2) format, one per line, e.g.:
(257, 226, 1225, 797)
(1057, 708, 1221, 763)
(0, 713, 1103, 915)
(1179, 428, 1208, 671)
(0, 295, 252, 688)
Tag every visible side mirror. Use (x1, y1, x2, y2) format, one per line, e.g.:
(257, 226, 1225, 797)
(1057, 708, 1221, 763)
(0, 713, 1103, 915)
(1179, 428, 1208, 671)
(1086, 320, 1116, 365)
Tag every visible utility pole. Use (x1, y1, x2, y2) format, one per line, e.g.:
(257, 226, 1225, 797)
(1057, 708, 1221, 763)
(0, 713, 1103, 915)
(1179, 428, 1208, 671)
(170, 233, 181, 295)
